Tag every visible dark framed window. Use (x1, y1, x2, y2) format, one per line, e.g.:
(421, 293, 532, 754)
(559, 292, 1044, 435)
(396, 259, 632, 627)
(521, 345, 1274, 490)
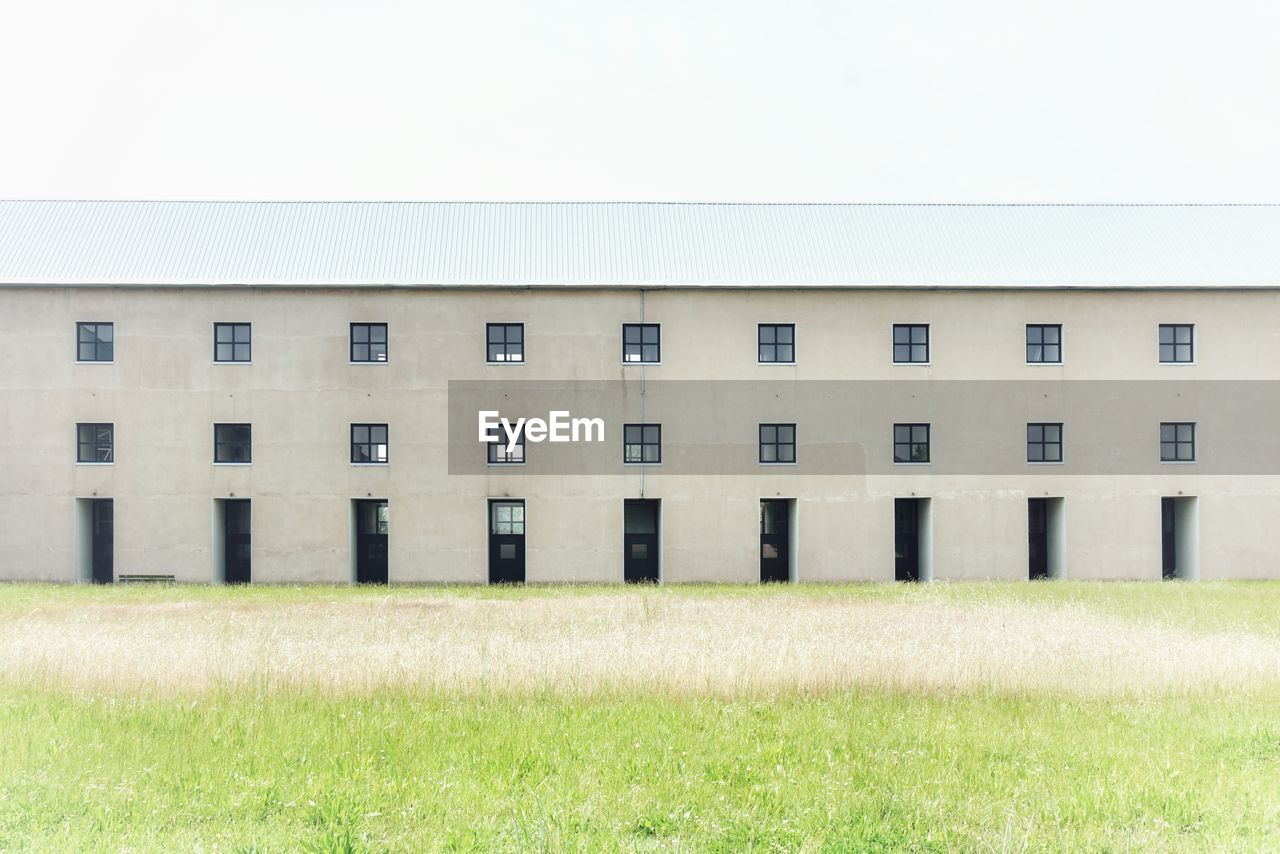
(350, 323, 388, 363)
(214, 323, 252, 363)
(1027, 423, 1063, 463)
(893, 324, 929, 363)
(485, 421, 526, 464)
(491, 501, 525, 535)
(76, 322, 114, 362)
(758, 324, 795, 363)
(351, 423, 389, 464)
(1026, 324, 1062, 364)
(1159, 324, 1194, 363)
(623, 324, 660, 363)
(1160, 422, 1196, 462)
(487, 323, 524, 363)
(77, 423, 114, 463)
(759, 423, 796, 464)
(624, 424, 662, 464)
(893, 423, 930, 463)
(214, 423, 252, 464)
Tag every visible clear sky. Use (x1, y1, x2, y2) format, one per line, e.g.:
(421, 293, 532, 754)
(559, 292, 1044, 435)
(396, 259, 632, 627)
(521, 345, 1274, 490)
(1, 0, 1277, 202)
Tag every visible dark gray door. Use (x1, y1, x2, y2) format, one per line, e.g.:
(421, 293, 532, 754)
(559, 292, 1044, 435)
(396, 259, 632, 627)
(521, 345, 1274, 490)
(224, 499, 251, 584)
(1028, 499, 1048, 580)
(760, 499, 790, 583)
(1161, 497, 1176, 579)
(894, 498, 919, 582)
(624, 500, 660, 583)
(489, 500, 525, 584)
(91, 499, 113, 584)
(355, 500, 389, 584)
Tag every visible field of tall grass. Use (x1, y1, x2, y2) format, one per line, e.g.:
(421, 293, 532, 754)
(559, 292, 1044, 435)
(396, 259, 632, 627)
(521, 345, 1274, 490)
(1, 582, 1279, 850)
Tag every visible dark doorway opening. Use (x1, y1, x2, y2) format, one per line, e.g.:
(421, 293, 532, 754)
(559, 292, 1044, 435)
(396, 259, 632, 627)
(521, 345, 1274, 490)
(624, 499, 660, 583)
(353, 500, 389, 584)
(1162, 496, 1199, 580)
(222, 499, 251, 584)
(760, 499, 792, 583)
(894, 498, 931, 582)
(89, 499, 113, 584)
(489, 500, 526, 584)
(1027, 497, 1065, 580)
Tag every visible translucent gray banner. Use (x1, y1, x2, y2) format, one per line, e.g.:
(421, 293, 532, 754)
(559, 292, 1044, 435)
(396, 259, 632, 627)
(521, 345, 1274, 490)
(446, 380, 1277, 475)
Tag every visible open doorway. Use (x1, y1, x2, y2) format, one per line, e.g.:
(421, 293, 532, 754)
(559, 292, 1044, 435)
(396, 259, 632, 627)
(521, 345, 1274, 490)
(352, 499, 389, 584)
(1161, 497, 1199, 580)
(76, 498, 114, 584)
(1028, 497, 1065, 580)
(760, 499, 794, 583)
(894, 498, 932, 581)
(213, 499, 251, 584)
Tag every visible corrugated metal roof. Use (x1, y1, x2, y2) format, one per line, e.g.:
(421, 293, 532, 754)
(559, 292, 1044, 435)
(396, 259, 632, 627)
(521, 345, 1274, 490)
(1, 200, 1278, 287)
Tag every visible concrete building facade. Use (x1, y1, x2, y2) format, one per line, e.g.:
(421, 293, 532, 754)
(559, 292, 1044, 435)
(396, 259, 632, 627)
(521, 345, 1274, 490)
(2, 200, 1279, 583)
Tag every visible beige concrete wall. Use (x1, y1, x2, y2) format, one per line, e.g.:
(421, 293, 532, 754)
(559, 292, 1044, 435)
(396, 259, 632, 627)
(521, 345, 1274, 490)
(2, 285, 1280, 583)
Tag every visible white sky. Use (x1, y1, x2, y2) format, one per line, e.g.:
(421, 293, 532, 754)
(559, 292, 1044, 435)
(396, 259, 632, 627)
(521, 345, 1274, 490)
(1, 0, 1277, 203)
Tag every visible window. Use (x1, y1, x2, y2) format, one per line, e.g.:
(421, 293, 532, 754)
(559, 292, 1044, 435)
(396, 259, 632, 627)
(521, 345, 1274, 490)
(624, 424, 662, 464)
(1159, 324, 1194, 363)
(485, 421, 525, 465)
(350, 323, 387, 363)
(491, 501, 525, 535)
(77, 423, 114, 463)
(1160, 422, 1196, 462)
(623, 324, 660, 363)
(214, 323, 252, 363)
(1026, 324, 1061, 364)
(893, 423, 930, 463)
(893, 324, 929, 363)
(1027, 423, 1063, 463)
(76, 322, 114, 362)
(758, 324, 795, 363)
(214, 423, 252, 464)
(487, 323, 524, 363)
(351, 423, 389, 464)
(759, 423, 796, 464)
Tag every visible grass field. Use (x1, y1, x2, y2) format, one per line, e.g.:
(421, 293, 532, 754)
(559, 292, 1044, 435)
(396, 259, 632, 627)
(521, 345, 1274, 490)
(1, 582, 1279, 850)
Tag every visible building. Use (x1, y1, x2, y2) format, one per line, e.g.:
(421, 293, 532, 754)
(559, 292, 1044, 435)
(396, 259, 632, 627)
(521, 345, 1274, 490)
(2, 200, 1280, 584)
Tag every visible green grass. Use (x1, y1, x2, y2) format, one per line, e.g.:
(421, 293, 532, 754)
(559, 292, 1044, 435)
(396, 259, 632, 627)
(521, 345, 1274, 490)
(2, 582, 1279, 850)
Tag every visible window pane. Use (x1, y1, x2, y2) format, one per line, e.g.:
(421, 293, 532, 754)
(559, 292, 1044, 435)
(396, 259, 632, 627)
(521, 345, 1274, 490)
(642, 326, 658, 344)
(234, 343, 251, 361)
(893, 326, 909, 344)
(1045, 425, 1060, 442)
(488, 343, 503, 361)
(777, 344, 793, 362)
(761, 445, 777, 462)
(1027, 344, 1042, 362)
(1177, 424, 1193, 442)
(642, 344, 659, 362)
(761, 425, 776, 443)
(488, 325, 504, 343)
(1028, 424, 1042, 442)
(1178, 444, 1193, 461)
(893, 344, 911, 362)
(1028, 444, 1044, 462)
(371, 425, 387, 443)
(912, 425, 928, 443)
(759, 344, 775, 362)
(643, 445, 659, 463)
(894, 445, 908, 463)
(1159, 344, 1174, 362)
(911, 326, 927, 344)
(1159, 325, 1174, 344)
(624, 325, 640, 344)
(1175, 344, 1191, 361)
(216, 343, 233, 361)
(216, 325, 232, 342)
(912, 444, 928, 463)
(911, 344, 927, 362)
(1176, 326, 1191, 344)
(507, 325, 522, 343)
(894, 424, 909, 443)
(777, 326, 792, 344)
(370, 325, 386, 343)
(79, 342, 95, 361)
(759, 326, 775, 344)
(1043, 344, 1059, 362)
(98, 325, 113, 342)
(1026, 326, 1043, 345)
(1160, 424, 1175, 442)
(352, 325, 369, 343)
(644, 426, 660, 444)
(235, 325, 250, 342)
(778, 425, 794, 443)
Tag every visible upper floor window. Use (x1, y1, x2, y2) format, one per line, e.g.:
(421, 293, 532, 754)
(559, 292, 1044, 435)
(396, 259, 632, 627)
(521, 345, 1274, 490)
(759, 423, 796, 464)
(76, 322, 114, 362)
(351, 423, 389, 464)
(893, 423, 930, 463)
(1026, 324, 1062, 364)
(487, 323, 524, 363)
(623, 324, 660, 364)
(893, 324, 929, 364)
(77, 423, 114, 463)
(214, 323, 252, 363)
(214, 423, 252, 464)
(758, 324, 795, 364)
(350, 323, 388, 363)
(1160, 422, 1196, 462)
(624, 423, 662, 464)
(485, 422, 526, 465)
(1159, 324, 1194, 363)
(1027, 422, 1063, 463)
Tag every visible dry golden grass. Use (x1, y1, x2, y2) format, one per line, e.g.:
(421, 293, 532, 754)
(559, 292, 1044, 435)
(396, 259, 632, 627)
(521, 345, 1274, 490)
(3, 589, 1277, 697)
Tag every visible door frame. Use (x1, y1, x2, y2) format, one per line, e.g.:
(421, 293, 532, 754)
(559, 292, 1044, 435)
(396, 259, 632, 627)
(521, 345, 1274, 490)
(488, 498, 527, 584)
(623, 499, 661, 583)
(350, 498, 390, 584)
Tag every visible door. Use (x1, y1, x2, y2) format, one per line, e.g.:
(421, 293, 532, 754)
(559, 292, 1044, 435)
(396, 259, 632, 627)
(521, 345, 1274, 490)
(624, 500, 660, 583)
(1161, 497, 1176, 579)
(1028, 499, 1048, 580)
(760, 499, 790, 583)
(224, 499, 251, 584)
(895, 498, 919, 582)
(91, 499, 113, 584)
(489, 500, 526, 584)
(355, 500, 389, 584)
